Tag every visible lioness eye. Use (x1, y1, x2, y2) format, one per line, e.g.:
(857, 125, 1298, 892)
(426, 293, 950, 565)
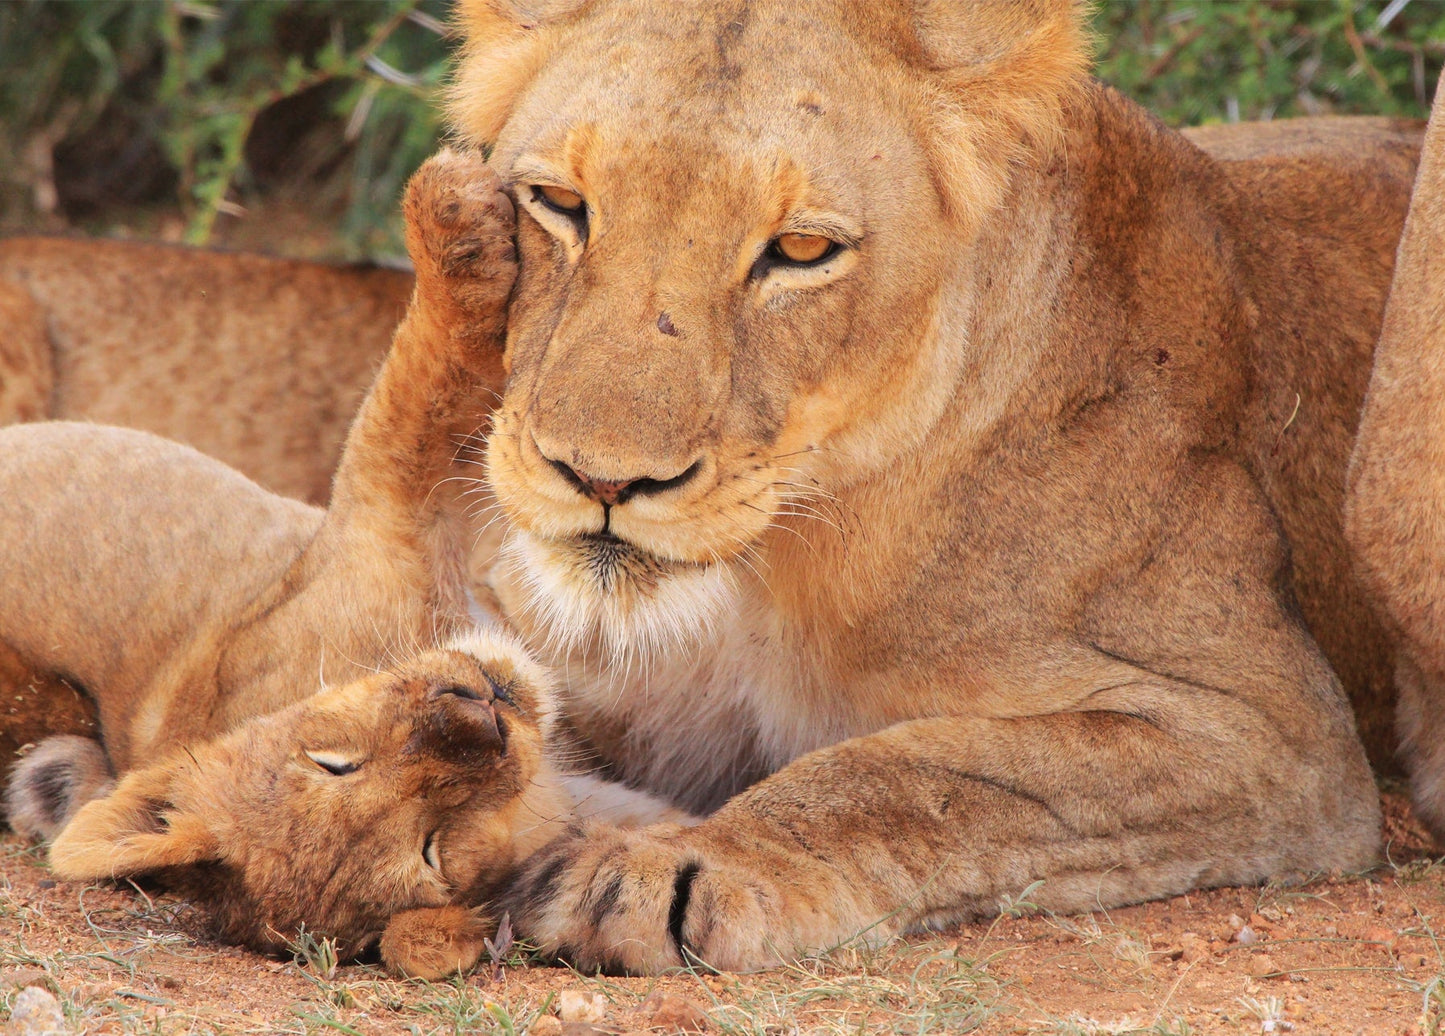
(304, 750, 358, 776)
(535, 184, 585, 215)
(422, 831, 442, 872)
(772, 233, 837, 265)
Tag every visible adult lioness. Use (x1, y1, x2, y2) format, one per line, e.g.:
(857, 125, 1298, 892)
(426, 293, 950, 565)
(0, 236, 408, 503)
(443, 0, 1423, 972)
(1347, 71, 1445, 840)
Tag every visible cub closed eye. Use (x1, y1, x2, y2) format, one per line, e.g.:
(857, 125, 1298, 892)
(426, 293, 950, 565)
(304, 749, 359, 776)
(423, 830, 442, 872)
(487, 676, 516, 708)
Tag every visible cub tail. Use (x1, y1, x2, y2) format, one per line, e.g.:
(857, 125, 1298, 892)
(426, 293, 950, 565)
(5, 735, 114, 841)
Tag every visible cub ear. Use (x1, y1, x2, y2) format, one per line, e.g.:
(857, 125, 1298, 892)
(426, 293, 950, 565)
(448, 0, 593, 148)
(907, 0, 1092, 219)
(46, 763, 219, 881)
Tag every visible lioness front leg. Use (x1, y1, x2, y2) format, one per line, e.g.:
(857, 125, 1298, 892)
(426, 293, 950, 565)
(507, 682, 1376, 974)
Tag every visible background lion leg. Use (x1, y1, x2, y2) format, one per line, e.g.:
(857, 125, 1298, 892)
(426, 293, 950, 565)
(1346, 69, 1445, 840)
(507, 682, 1378, 974)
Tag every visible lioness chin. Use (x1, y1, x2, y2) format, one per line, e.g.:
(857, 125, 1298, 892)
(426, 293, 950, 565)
(0, 152, 684, 978)
(435, 0, 1425, 973)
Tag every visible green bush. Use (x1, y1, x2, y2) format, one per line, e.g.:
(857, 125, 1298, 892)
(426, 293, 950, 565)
(0, 0, 1440, 260)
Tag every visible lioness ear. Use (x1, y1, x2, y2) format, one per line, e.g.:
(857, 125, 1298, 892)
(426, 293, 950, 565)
(46, 765, 219, 881)
(907, 0, 1092, 219)
(448, 0, 593, 148)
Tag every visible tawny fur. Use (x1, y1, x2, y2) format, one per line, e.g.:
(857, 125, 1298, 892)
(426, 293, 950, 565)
(430, 0, 1426, 973)
(1346, 69, 1445, 839)
(0, 237, 409, 503)
(0, 154, 585, 977)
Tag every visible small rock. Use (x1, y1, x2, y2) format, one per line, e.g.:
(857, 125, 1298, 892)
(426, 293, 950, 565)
(10, 985, 68, 1036)
(1179, 933, 1210, 963)
(643, 992, 709, 1032)
(2, 968, 51, 992)
(1248, 954, 1280, 980)
(1233, 925, 1261, 945)
(556, 989, 608, 1025)
(1227, 913, 1245, 930)
(528, 1018, 563, 1036)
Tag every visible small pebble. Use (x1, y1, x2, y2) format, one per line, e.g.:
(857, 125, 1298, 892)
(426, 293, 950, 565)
(556, 989, 607, 1024)
(10, 986, 68, 1036)
(1248, 954, 1280, 980)
(643, 992, 709, 1032)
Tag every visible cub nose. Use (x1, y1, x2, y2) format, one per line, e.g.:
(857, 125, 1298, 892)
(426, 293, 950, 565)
(540, 450, 702, 507)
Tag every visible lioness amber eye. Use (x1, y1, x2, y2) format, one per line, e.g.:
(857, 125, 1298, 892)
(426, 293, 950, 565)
(536, 184, 585, 215)
(773, 233, 835, 264)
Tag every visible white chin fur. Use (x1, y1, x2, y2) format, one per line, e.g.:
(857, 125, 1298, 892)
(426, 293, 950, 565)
(498, 528, 737, 665)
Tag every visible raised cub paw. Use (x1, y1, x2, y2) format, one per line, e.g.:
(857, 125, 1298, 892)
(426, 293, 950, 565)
(379, 904, 494, 980)
(403, 148, 518, 345)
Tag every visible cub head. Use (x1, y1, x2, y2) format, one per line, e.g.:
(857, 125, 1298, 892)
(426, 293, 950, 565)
(47, 629, 562, 959)
(452, 0, 1090, 658)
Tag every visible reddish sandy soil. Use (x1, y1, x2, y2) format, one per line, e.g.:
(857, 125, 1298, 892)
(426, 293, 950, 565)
(3, 788, 1443, 1035)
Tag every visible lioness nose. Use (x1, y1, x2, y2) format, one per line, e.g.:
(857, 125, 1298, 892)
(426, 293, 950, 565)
(543, 453, 702, 507)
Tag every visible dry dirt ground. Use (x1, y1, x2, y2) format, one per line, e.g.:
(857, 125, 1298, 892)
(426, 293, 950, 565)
(2, 789, 1443, 1036)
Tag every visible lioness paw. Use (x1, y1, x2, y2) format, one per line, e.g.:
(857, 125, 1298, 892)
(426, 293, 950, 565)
(506, 823, 834, 974)
(403, 149, 517, 343)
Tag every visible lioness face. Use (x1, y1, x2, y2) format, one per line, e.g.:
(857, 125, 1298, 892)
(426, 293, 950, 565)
(49, 631, 559, 955)
(469, 1, 1004, 655)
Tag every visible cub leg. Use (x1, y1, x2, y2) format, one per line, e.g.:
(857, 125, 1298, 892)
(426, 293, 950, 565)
(216, 150, 519, 711)
(1345, 69, 1445, 840)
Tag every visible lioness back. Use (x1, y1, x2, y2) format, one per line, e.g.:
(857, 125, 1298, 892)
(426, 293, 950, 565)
(1185, 114, 1423, 768)
(0, 237, 412, 503)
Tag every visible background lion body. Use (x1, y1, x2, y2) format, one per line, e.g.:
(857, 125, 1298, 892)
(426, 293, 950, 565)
(0, 236, 408, 504)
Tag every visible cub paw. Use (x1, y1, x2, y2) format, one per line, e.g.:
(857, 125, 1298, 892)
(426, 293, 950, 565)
(402, 149, 518, 343)
(379, 904, 493, 980)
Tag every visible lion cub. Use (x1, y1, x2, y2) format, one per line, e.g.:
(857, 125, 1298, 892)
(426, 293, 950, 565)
(0, 151, 665, 977)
